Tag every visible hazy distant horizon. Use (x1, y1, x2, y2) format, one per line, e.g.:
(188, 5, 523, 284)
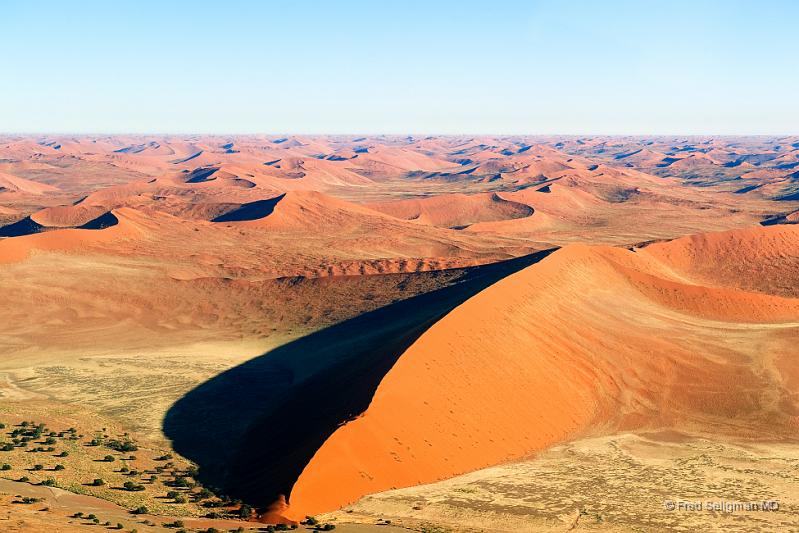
(2, 132, 797, 138)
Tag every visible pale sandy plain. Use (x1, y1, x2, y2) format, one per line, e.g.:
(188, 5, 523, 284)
(0, 135, 798, 532)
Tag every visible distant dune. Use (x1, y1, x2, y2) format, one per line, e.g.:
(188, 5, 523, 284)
(0, 171, 59, 196)
(0, 208, 135, 262)
(368, 192, 533, 228)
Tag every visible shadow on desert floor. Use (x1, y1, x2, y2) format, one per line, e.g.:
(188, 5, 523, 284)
(163, 248, 556, 509)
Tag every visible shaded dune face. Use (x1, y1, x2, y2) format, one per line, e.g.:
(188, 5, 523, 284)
(0, 205, 119, 237)
(212, 194, 286, 222)
(284, 225, 799, 518)
(162, 250, 557, 519)
(0, 209, 132, 261)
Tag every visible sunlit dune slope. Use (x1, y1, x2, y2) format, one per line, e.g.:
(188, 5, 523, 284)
(0, 208, 138, 263)
(638, 223, 799, 297)
(368, 192, 533, 228)
(286, 224, 799, 517)
(0, 171, 59, 196)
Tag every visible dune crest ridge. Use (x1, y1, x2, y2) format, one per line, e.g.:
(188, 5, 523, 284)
(285, 224, 799, 517)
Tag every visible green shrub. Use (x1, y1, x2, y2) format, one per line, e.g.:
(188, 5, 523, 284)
(123, 481, 145, 492)
(106, 439, 138, 452)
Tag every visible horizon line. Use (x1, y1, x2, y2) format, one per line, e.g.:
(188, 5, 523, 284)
(1, 131, 798, 138)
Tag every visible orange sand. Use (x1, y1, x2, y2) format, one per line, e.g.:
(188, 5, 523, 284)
(287, 225, 799, 517)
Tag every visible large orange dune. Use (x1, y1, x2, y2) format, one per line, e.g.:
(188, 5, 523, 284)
(285, 224, 799, 518)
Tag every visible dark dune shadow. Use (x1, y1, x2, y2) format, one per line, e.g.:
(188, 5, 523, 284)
(734, 184, 762, 194)
(186, 167, 220, 183)
(0, 212, 118, 237)
(171, 151, 203, 164)
(212, 194, 286, 222)
(0, 216, 45, 237)
(776, 190, 799, 202)
(162, 249, 557, 509)
(78, 211, 119, 230)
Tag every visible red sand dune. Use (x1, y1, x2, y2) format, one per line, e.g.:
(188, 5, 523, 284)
(285, 224, 799, 518)
(0, 208, 141, 264)
(30, 204, 110, 227)
(368, 192, 533, 228)
(0, 171, 59, 196)
(639, 223, 799, 297)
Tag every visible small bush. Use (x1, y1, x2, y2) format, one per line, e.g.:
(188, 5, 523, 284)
(122, 480, 145, 492)
(238, 503, 252, 519)
(106, 439, 138, 452)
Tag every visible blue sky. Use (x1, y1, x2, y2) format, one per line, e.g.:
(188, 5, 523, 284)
(2, 0, 797, 134)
